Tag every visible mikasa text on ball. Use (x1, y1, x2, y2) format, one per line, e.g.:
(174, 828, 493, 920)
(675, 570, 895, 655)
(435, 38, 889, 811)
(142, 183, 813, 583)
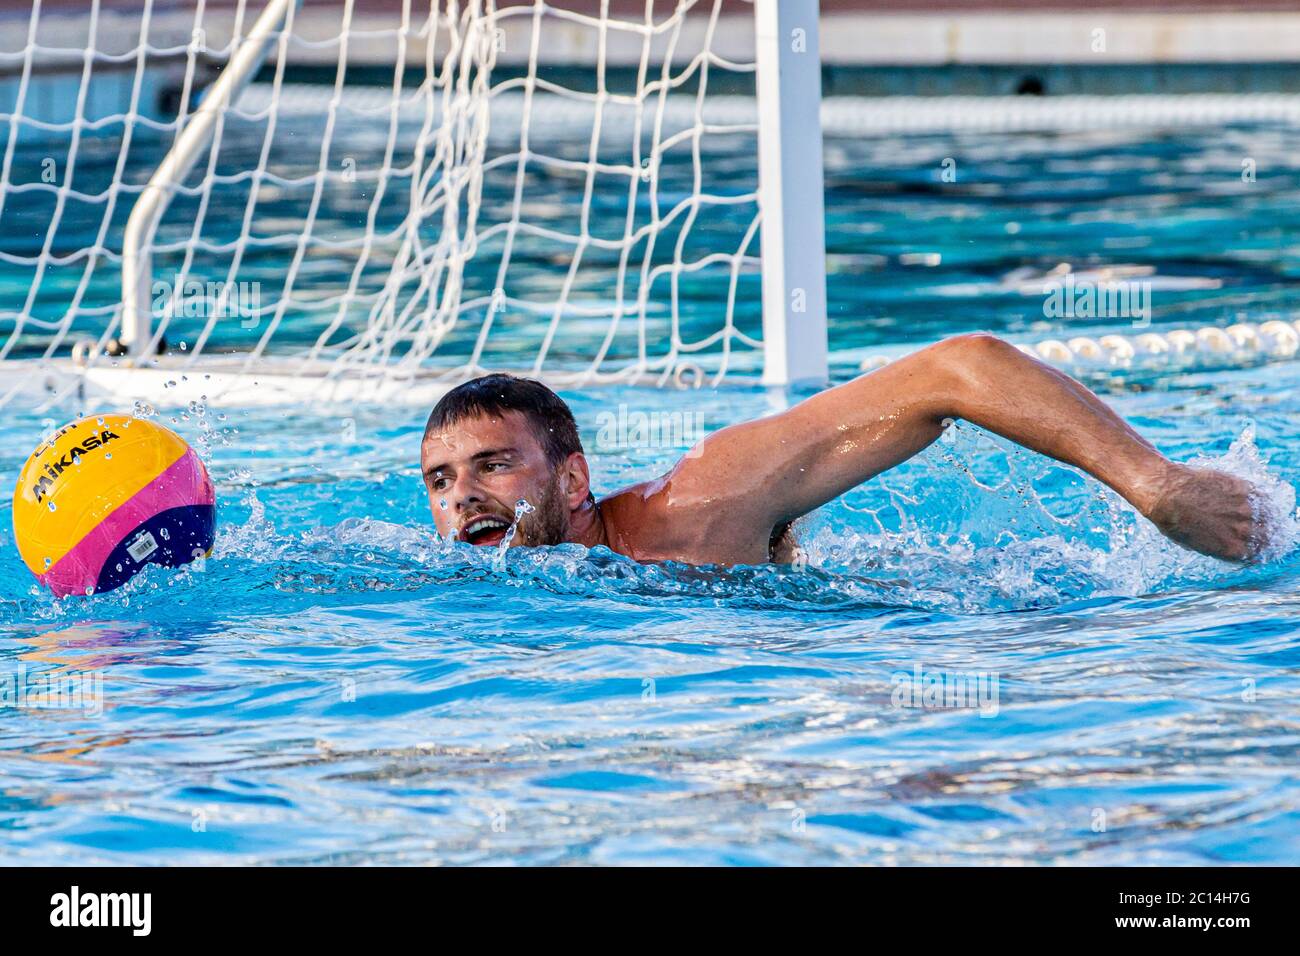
(12, 415, 215, 597)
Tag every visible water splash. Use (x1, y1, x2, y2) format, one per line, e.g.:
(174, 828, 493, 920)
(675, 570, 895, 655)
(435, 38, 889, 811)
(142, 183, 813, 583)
(798, 420, 1300, 611)
(1185, 421, 1300, 563)
(218, 484, 279, 563)
(493, 498, 535, 569)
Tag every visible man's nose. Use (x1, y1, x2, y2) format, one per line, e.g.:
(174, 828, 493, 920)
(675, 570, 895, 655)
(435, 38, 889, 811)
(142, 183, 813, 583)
(452, 474, 485, 511)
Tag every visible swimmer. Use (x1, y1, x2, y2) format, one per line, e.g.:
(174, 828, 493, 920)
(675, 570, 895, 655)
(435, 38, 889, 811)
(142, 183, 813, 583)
(420, 333, 1262, 564)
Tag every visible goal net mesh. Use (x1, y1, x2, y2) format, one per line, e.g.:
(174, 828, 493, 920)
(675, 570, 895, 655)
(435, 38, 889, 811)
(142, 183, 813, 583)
(0, 0, 765, 406)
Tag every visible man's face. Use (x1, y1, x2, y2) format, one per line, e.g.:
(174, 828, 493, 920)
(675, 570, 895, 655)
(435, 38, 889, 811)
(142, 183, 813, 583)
(421, 410, 573, 548)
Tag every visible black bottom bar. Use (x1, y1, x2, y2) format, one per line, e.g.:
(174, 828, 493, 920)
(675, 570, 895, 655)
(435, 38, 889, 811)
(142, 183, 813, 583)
(0, 866, 1288, 942)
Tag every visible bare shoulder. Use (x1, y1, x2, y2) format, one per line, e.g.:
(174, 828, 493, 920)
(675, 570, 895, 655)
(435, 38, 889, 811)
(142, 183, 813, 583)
(589, 400, 848, 565)
(594, 478, 679, 561)
(596, 461, 775, 565)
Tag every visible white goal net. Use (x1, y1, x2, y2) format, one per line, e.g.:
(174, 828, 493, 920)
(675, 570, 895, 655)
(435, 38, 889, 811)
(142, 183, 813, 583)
(0, 0, 824, 409)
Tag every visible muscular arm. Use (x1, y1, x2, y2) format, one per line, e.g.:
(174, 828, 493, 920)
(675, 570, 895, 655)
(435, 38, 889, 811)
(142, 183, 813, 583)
(670, 333, 1258, 561)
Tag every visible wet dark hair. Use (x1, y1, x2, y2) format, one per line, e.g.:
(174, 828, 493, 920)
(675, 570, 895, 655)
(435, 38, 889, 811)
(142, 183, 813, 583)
(424, 374, 585, 470)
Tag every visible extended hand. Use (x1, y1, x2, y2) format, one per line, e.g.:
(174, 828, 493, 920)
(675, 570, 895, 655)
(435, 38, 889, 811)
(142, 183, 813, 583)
(1144, 464, 1262, 561)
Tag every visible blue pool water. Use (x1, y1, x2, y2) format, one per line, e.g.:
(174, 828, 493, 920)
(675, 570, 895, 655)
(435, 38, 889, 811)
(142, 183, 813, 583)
(3, 106, 1300, 864)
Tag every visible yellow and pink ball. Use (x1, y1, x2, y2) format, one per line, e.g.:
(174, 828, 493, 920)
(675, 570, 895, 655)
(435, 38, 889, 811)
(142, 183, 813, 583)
(12, 415, 215, 597)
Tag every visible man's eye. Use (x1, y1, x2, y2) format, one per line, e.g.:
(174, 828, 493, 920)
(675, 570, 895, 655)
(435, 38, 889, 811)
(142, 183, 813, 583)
(431, 476, 451, 491)
(484, 461, 508, 472)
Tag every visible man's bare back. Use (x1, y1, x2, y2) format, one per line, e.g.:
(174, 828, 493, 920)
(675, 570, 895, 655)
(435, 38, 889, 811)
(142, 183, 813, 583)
(421, 333, 1263, 566)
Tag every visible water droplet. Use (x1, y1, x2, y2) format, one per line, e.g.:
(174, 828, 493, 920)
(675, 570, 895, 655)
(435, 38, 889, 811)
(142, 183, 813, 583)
(47, 501, 56, 512)
(96, 416, 105, 426)
(43, 557, 51, 568)
(492, 498, 536, 567)
(159, 527, 170, 541)
(84, 586, 93, 596)
(438, 498, 448, 511)
(105, 453, 112, 460)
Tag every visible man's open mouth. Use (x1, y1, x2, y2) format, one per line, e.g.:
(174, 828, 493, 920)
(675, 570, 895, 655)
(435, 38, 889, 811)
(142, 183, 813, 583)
(459, 514, 511, 546)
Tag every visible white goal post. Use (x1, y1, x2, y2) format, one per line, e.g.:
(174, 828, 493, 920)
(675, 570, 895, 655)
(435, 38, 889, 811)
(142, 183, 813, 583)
(0, 0, 830, 410)
(753, 0, 827, 387)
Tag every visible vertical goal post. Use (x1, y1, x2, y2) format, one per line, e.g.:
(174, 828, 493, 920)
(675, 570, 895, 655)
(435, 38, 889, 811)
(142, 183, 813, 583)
(754, 0, 829, 388)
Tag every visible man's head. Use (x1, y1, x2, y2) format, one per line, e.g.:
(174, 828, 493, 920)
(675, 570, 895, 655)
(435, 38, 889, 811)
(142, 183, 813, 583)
(421, 374, 593, 548)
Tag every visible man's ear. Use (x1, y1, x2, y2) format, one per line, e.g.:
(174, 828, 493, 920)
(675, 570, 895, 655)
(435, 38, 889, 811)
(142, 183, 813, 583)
(561, 452, 592, 509)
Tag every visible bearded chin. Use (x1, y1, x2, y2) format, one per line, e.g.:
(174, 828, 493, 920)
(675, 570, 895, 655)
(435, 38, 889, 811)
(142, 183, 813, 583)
(518, 476, 569, 547)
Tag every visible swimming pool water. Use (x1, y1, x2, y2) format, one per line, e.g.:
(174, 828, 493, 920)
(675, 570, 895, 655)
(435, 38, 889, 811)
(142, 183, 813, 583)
(2, 110, 1300, 865)
(2, 366, 1298, 865)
